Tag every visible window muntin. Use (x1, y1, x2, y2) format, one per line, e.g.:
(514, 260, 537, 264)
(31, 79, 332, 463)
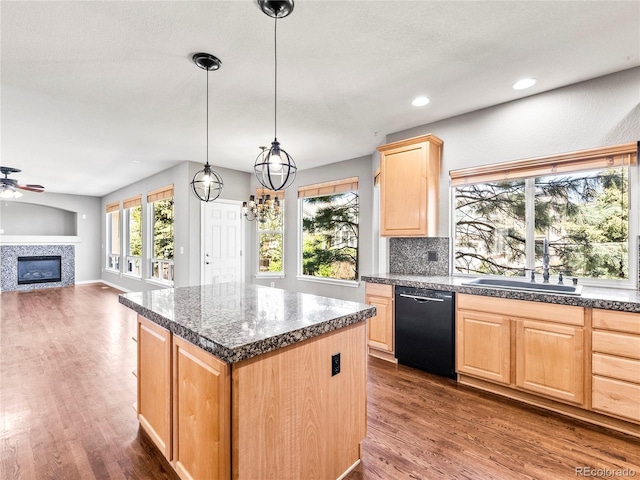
(301, 191, 359, 281)
(454, 166, 630, 282)
(150, 197, 174, 284)
(125, 205, 142, 277)
(106, 211, 120, 271)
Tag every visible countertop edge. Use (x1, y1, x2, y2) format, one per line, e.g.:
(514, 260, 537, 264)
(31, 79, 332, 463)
(119, 295, 375, 363)
(362, 275, 640, 313)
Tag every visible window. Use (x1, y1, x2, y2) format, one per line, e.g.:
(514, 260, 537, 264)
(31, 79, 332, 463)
(124, 195, 142, 277)
(105, 201, 120, 271)
(299, 177, 359, 282)
(256, 189, 284, 275)
(451, 143, 637, 285)
(148, 185, 174, 284)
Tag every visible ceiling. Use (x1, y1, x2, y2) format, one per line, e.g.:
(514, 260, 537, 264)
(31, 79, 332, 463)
(2, 1, 639, 196)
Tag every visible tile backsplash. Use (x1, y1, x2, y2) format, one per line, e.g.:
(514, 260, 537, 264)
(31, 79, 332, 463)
(389, 237, 450, 275)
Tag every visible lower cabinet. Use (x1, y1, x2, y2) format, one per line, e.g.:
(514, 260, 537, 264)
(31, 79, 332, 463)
(365, 283, 395, 360)
(173, 336, 230, 480)
(515, 319, 583, 405)
(137, 316, 230, 480)
(137, 316, 172, 460)
(456, 308, 511, 384)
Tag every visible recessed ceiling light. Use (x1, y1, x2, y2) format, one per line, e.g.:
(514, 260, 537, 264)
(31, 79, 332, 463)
(412, 96, 430, 107)
(513, 78, 536, 90)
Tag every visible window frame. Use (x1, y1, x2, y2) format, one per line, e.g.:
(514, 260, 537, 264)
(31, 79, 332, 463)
(296, 177, 360, 287)
(123, 198, 143, 279)
(105, 202, 121, 273)
(449, 143, 638, 288)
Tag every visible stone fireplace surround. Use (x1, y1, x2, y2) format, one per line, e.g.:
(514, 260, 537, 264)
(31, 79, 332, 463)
(1, 244, 75, 292)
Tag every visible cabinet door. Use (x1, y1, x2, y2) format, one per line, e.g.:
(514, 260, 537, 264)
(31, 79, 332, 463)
(172, 335, 230, 480)
(516, 320, 584, 405)
(366, 294, 394, 352)
(379, 135, 442, 237)
(137, 316, 172, 460)
(456, 310, 511, 384)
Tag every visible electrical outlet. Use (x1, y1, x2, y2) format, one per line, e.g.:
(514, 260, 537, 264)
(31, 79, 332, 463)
(270, 281, 275, 288)
(331, 353, 340, 376)
(428, 251, 438, 262)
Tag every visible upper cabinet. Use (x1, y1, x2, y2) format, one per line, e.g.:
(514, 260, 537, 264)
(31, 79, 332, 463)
(378, 134, 443, 237)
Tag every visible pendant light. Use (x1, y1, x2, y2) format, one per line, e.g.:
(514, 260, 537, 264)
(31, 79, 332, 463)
(190, 53, 224, 202)
(254, 0, 298, 192)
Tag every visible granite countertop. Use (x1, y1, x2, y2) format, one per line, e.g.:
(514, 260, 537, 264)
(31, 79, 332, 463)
(362, 273, 640, 313)
(119, 283, 376, 363)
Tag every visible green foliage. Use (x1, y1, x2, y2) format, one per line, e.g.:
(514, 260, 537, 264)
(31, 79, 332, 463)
(302, 192, 359, 280)
(153, 198, 174, 259)
(455, 168, 628, 280)
(128, 205, 142, 256)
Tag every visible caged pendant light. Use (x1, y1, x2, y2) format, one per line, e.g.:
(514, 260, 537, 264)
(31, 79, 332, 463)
(190, 53, 224, 202)
(254, 0, 298, 192)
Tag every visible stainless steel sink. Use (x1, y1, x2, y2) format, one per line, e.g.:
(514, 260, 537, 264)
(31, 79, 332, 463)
(461, 278, 582, 295)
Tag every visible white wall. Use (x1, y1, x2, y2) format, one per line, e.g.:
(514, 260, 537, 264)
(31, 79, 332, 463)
(384, 67, 640, 236)
(0, 192, 102, 282)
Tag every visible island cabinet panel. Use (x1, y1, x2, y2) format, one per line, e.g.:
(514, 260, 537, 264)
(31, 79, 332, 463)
(365, 283, 394, 359)
(231, 321, 367, 480)
(172, 336, 230, 480)
(378, 134, 442, 237)
(515, 320, 584, 405)
(456, 309, 511, 384)
(137, 316, 172, 460)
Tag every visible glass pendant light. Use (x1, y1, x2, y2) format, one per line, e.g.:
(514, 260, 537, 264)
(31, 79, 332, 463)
(190, 53, 224, 202)
(254, 0, 298, 192)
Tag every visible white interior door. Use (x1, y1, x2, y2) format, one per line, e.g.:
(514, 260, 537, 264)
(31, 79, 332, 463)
(202, 201, 244, 285)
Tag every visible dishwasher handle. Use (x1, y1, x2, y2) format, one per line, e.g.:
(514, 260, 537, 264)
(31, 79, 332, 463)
(398, 293, 444, 302)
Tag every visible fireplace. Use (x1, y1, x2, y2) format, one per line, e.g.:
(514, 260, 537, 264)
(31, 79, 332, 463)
(17, 255, 62, 285)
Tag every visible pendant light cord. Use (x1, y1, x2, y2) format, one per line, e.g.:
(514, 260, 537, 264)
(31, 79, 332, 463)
(274, 16, 278, 140)
(206, 67, 210, 166)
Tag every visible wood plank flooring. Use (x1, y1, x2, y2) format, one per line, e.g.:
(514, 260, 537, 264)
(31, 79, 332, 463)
(2, 284, 639, 479)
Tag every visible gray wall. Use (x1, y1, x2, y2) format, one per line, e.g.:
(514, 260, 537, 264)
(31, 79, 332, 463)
(0, 202, 76, 235)
(384, 67, 640, 236)
(102, 161, 251, 292)
(252, 155, 375, 302)
(0, 192, 102, 282)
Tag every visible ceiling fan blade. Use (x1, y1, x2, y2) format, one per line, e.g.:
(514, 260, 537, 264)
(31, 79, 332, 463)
(17, 184, 45, 192)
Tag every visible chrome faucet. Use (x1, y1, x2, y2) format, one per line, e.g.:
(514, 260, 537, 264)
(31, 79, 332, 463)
(542, 238, 550, 283)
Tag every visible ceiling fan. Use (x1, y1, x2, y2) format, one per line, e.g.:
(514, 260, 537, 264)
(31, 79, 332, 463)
(0, 166, 45, 199)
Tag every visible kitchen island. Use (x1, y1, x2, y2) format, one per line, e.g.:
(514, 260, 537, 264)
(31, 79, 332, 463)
(119, 283, 376, 480)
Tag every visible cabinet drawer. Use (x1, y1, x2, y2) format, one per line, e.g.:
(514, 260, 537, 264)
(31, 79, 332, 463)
(456, 294, 583, 326)
(592, 330, 640, 360)
(592, 353, 640, 384)
(365, 282, 393, 298)
(592, 375, 640, 423)
(593, 309, 640, 335)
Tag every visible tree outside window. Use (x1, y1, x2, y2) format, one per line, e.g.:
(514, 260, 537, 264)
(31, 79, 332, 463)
(125, 205, 142, 276)
(150, 198, 174, 283)
(301, 191, 359, 281)
(454, 167, 629, 280)
(258, 205, 284, 274)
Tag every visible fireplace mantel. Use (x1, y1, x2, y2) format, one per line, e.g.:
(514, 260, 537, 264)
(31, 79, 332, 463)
(0, 235, 81, 245)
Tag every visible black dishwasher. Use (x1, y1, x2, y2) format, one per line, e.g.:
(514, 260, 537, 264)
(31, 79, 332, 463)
(394, 286, 456, 380)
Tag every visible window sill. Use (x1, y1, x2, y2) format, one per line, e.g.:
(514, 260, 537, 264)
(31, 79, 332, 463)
(296, 275, 360, 288)
(105, 268, 120, 275)
(122, 273, 142, 281)
(146, 278, 174, 288)
(254, 273, 285, 279)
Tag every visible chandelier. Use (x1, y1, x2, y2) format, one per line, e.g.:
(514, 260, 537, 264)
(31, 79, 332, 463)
(243, 192, 281, 223)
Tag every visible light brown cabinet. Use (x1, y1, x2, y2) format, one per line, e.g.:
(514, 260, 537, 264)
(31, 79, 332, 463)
(172, 335, 230, 480)
(456, 307, 511, 385)
(515, 320, 584, 404)
(591, 309, 640, 423)
(365, 282, 395, 361)
(137, 315, 172, 460)
(378, 134, 443, 237)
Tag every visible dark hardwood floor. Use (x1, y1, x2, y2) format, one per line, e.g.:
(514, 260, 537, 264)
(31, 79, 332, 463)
(1, 284, 639, 479)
